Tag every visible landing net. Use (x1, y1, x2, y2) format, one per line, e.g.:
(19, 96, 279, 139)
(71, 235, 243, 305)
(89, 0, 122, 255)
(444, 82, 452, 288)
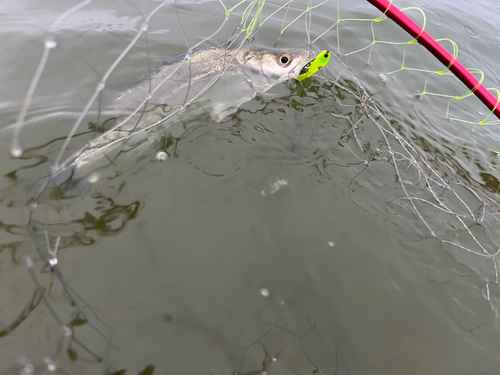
(1, 0, 500, 373)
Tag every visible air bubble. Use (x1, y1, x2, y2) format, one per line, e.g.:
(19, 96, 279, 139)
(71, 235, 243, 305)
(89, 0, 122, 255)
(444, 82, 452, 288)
(88, 172, 100, 183)
(49, 258, 58, 267)
(260, 288, 269, 297)
(45, 38, 57, 49)
(141, 22, 149, 31)
(11, 146, 22, 158)
(18, 357, 34, 375)
(63, 325, 72, 337)
(97, 81, 106, 91)
(20, 364, 34, 375)
(43, 357, 57, 372)
(328, 241, 334, 247)
(156, 151, 168, 161)
(25, 256, 34, 268)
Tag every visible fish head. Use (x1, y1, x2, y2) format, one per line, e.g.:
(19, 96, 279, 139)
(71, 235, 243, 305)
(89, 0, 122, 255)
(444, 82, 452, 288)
(236, 48, 324, 82)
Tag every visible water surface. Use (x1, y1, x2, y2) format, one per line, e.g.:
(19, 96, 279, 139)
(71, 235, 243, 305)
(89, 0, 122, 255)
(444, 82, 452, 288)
(1, 0, 500, 374)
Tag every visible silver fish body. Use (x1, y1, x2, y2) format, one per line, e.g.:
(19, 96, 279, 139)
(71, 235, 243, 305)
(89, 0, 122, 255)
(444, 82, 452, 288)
(115, 47, 319, 112)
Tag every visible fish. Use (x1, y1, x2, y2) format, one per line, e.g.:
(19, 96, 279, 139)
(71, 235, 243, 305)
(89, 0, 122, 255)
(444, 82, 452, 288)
(115, 47, 324, 116)
(60, 46, 326, 174)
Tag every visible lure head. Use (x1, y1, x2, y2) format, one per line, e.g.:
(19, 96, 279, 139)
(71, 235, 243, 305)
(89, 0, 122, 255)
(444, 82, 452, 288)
(298, 50, 330, 81)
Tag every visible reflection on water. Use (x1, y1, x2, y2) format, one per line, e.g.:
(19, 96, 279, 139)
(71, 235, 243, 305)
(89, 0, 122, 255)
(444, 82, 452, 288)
(2, 0, 500, 374)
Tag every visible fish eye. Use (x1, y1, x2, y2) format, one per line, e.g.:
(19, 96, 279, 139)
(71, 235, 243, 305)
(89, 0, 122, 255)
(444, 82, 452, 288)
(277, 53, 292, 67)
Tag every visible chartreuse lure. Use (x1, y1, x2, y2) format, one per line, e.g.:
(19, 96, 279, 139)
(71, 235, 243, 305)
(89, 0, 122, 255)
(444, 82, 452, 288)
(297, 50, 330, 81)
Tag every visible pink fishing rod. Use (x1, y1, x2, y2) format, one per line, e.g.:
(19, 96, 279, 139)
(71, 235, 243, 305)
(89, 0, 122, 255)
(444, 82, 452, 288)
(367, 0, 500, 120)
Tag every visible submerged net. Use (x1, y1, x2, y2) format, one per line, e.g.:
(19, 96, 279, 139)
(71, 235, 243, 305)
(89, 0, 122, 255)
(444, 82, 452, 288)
(1, 0, 500, 373)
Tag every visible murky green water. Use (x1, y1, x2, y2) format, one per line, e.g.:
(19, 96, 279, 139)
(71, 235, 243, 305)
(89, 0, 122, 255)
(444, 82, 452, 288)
(1, 0, 500, 374)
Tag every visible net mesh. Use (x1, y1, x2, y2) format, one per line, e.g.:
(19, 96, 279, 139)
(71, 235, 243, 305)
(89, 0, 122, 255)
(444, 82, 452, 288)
(1, 0, 500, 373)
